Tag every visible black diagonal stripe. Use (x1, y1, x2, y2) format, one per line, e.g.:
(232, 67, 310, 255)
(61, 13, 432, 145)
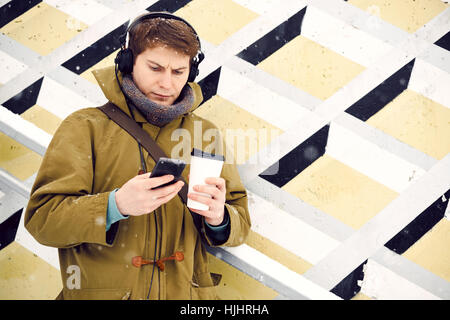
(434, 30, 450, 51)
(237, 7, 307, 65)
(345, 59, 416, 121)
(198, 67, 221, 105)
(331, 260, 367, 300)
(3, 77, 44, 115)
(259, 124, 330, 188)
(61, 0, 195, 76)
(0, 209, 22, 251)
(62, 21, 129, 75)
(0, 0, 42, 28)
(384, 189, 450, 254)
(147, 0, 193, 12)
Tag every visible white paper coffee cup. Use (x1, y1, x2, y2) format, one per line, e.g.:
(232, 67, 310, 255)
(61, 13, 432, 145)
(187, 148, 225, 211)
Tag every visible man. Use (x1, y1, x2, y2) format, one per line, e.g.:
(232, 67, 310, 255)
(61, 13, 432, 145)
(24, 12, 250, 300)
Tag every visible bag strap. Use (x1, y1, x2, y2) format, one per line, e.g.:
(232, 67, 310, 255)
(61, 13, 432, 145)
(98, 102, 206, 241)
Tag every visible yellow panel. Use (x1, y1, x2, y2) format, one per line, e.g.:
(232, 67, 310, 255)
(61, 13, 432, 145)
(403, 219, 450, 282)
(351, 292, 373, 300)
(175, 0, 259, 46)
(21, 105, 62, 135)
(282, 154, 398, 230)
(366, 89, 450, 160)
(80, 50, 119, 85)
(0, 132, 42, 181)
(193, 95, 283, 164)
(258, 35, 365, 100)
(245, 230, 313, 275)
(0, 242, 62, 300)
(208, 253, 278, 300)
(0, 2, 87, 56)
(348, 0, 449, 33)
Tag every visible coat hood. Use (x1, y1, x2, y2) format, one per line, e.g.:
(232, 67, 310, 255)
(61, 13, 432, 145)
(92, 66, 204, 121)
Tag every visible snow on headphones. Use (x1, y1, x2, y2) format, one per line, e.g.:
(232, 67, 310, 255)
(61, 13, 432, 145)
(115, 12, 205, 83)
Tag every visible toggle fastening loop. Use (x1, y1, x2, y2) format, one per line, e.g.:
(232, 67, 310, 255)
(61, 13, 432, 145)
(132, 251, 184, 271)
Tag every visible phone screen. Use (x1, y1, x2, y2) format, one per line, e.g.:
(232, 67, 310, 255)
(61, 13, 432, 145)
(149, 157, 186, 188)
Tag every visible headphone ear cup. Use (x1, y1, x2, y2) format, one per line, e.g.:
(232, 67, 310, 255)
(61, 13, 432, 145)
(188, 63, 199, 83)
(115, 48, 134, 74)
(187, 52, 204, 82)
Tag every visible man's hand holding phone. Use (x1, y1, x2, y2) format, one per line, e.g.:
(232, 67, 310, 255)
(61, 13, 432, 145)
(115, 157, 186, 216)
(115, 172, 184, 217)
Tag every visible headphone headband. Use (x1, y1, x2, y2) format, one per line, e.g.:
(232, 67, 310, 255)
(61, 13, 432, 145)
(125, 12, 201, 46)
(116, 12, 204, 82)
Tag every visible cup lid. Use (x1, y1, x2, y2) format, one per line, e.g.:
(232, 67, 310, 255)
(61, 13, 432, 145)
(191, 148, 225, 162)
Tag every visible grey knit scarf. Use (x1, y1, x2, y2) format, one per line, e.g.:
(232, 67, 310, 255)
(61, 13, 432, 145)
(121, 73, 194, 127)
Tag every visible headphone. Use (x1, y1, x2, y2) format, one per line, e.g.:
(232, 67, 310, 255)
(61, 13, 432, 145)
(115, 12, 205, 83)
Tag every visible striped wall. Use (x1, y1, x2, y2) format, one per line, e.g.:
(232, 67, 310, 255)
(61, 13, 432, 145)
(0, 0, 449, 300)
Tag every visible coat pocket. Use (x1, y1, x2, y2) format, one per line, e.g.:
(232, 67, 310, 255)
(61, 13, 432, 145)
(61, 288, 132, 300)
(190, 272, 222, 300)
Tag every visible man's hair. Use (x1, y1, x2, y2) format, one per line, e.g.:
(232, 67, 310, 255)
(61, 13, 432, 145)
(128, 16, 200, 63)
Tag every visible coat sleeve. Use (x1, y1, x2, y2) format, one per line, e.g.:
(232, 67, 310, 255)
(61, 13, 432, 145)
(24, 109, 117, 249)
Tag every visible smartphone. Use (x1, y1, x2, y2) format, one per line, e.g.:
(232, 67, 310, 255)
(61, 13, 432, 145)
(149, 157, 186, 189)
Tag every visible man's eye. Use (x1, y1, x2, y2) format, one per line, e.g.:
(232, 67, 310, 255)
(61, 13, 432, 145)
(174, 70, 183, 75)
(150, 66, 159, 71)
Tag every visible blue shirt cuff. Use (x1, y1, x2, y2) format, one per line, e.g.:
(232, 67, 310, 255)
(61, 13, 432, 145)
(204, 219, 229, 232)
(204, 209, 230, 245)
(106, 188, 128, 231)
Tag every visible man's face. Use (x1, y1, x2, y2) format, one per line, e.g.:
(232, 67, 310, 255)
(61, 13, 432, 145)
(132, 45, 191, 106)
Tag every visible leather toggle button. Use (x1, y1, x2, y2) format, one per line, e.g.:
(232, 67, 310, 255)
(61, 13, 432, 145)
(132, 251, 184, 271)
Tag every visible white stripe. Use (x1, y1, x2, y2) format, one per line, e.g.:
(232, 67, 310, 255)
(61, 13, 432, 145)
(0, 182, 27, 225)
(444, 194, 450, 220)
(0, 50, 28, 85)
(360, 259, 440, 300)
(47, 66, 108, 106)
(93, 0, 130, 10)
(0, 105, 51, 156)
(248, 190, 340, 264)
(0, 0, 11, 8)
(231, 0, 278, 15)
(373, 247, 450, 299)
(44, 0, 113, 26)
(223, 55, 322, 112)
(0, 32, 40, 67)
(333, 112, 438, 172)
(222, 244, 341, 300)
(0, 172, 35, 224)
(36, 76, 99, 120)
(217, 66, 311, 131)
(418, 43, 450, 75)
(326, 121, 426, 193)
(0, 169, 30, 199)
(312, 0, 409, 47)
(303, 154, 450, 290)
(408, 57, 450, 109)
(302, 5, 393, 67)
(245, 175, 354, 242)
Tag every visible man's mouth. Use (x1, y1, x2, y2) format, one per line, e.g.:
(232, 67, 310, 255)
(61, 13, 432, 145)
(152, 92, 171, 98)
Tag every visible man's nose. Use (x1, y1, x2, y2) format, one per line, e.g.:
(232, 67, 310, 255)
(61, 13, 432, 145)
(158, 70, 172, 89)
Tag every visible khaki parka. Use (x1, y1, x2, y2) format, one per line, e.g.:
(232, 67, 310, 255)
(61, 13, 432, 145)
(24, 66, 251, 300)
